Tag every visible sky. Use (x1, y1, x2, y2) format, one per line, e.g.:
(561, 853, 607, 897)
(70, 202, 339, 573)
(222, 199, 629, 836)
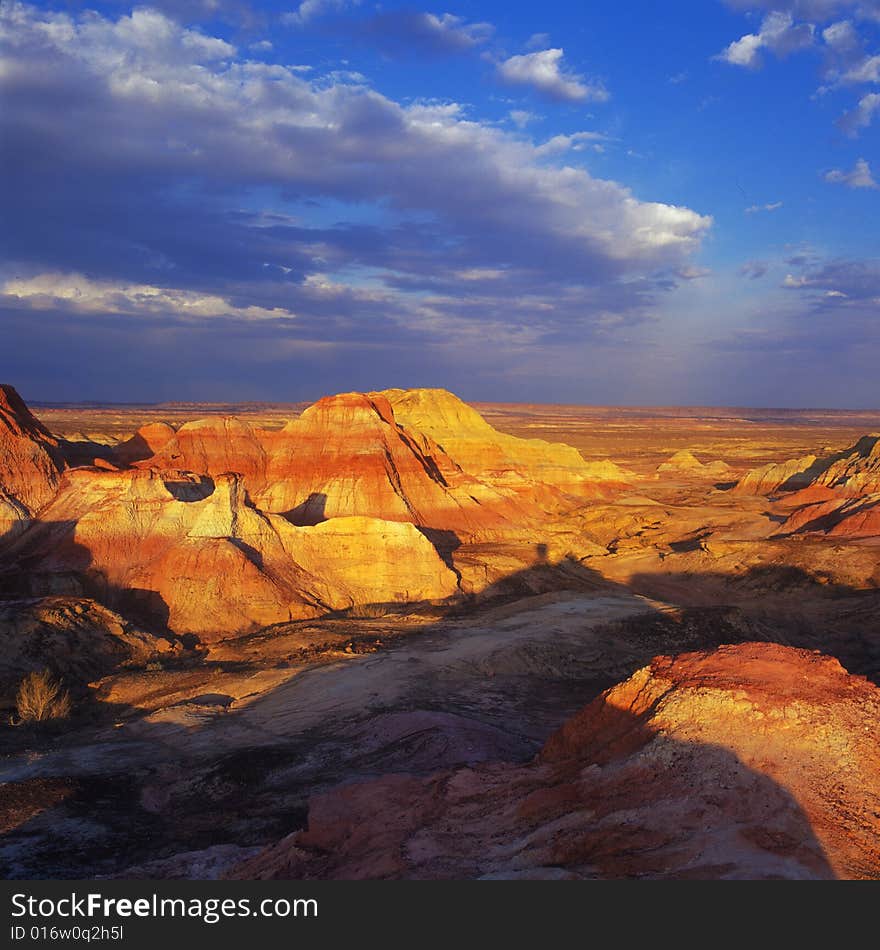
(1, 0, 878, 407)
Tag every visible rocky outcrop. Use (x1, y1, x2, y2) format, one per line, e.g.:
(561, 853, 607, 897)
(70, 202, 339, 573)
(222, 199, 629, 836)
(0, 385, 63, 514)
(384, 388, 626, 487)
(656, 450, 729, 478)
(2, 466, 459, 640)
(115, 422, 176, 465)
(736, 436, 880, 539)
(776, 493, 880, 540)
(736, 435, 880, 498)
(230, 643, 880, 880)
(734, 455, 818, 495)
(816, 434, 880, 495)
(0, 597, 173, 703)
(0, 385, 629, 640)
(256, 392, 528, 537)
(140, 418, 267, 489)
(277, 517, 459, 610)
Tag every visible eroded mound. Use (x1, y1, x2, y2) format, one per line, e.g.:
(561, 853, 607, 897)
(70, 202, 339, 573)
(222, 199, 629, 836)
(230, 643, 880, 880)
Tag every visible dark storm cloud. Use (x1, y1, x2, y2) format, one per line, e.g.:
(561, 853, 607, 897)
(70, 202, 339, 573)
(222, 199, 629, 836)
(782, 257, 880, 299)
(0, 4, 711, 398)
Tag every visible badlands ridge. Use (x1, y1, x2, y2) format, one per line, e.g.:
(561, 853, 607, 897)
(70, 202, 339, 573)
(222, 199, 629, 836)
(0, 385, 878, 879)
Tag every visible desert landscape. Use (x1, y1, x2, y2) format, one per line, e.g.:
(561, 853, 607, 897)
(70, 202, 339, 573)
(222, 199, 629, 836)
(1, 384, 878, 880)
(4, 0, 880, 890)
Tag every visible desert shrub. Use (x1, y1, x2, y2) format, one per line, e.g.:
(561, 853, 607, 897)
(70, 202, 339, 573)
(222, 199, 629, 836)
(14, 669, 72, 723)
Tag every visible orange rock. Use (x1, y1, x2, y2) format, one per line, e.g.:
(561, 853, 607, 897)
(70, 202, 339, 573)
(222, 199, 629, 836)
(5, 465, 458, 641)
(0, 384, 63, 513)
(115, 422, 176, 465)
(256, 391, 524, 537)
(736, 435, 880, 498)
(383, 387, 626, 486)
(230, 643, 880, 880)
(140, 418, 267, 489)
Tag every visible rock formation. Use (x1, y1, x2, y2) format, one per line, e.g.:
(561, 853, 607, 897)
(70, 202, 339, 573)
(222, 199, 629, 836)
(1, 463, 459, 640)
(230, 643, 880, 880)
(656, 450, 729, 478)
(0, 384, 63, 515)
(384, 387, 625, 486)
(256, 392, 508, 532)
(115, 422, 176, 465)
(0, 597, 173, 704)
(736, 435, 880, 539)
(737, 435, 880, 497)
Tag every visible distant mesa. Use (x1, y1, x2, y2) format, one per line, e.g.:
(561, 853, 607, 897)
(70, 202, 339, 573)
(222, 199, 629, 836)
(656, 449, 729, 477)
(229, 642, 880, 880)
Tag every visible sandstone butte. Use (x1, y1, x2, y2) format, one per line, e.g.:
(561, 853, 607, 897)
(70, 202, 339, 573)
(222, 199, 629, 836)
(735, 434, 880, 539)
(383, 387, 628, 485)
(229, 642, 880, 880)
(0, 385, 624, 641)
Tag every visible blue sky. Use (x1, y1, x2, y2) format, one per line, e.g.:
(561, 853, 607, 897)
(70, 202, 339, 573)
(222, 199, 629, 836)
(1, 0, 878, 406)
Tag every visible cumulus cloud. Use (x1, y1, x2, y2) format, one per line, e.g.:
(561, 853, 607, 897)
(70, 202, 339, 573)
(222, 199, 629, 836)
(1, 273, 299, 321)
(719, 2, 880, 134)
(282, 0, 358, 27)
(716, 11, 815, 68)
(0, 2, 711, 395)
(496, 48, 609, 102)
(824, 156, 878, 186)
(839, 90, 880, 130)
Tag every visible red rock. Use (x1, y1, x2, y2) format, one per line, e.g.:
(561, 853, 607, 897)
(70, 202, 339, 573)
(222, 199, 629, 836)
(0, 384, 63, 512)
(140, 418, 266, 489)
(115, 422, 176, 465)
(229, 643, 880, 880)
(257, 392, 524, 537)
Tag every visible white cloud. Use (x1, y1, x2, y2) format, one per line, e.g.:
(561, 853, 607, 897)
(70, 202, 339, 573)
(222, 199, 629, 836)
(508, 109, 535, 128)
(745, 201, 784, 213)
(282, 0, 359, 27)
(534, 131, 607, 156)
(0, 3, 712, 350)
(841, 52, 880, 79)
(497, 48, 609, 102)
(716, 11, 815, 68)
(825, 156, 878, 186)
(720, 31, 765, 67)
(2, 273, 297, 320)
(0, 6, 705, 267)
(840, 90, 880, 131)
(822, 18, 862, 53)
